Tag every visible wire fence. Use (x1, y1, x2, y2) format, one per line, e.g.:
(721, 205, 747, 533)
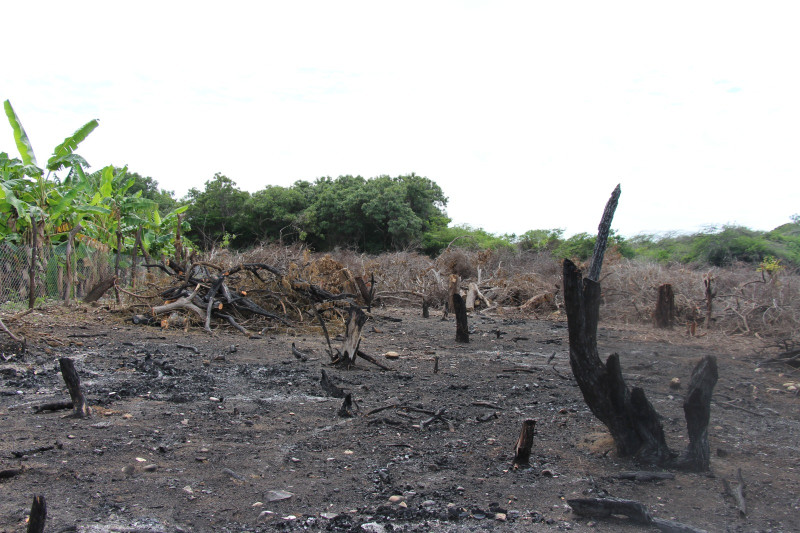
(0, 242, 169, 309)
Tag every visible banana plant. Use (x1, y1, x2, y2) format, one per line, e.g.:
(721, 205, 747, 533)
(2, 99, 100, 243)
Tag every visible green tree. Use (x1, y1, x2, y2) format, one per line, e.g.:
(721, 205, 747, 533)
(184, 173, 249, 249)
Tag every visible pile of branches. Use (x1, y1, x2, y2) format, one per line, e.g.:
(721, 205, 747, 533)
(136, 258, 368, 335)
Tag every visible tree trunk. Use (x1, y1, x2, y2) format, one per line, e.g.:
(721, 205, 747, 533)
(653, 284, 675, 329)
(64, 224, 82, 303)
(453, 293, 469, 343)
(114, 229, 122, 304)
(28, 215, 38, 309)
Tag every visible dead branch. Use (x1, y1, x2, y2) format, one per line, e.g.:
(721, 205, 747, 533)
(722, 468, 747, 517)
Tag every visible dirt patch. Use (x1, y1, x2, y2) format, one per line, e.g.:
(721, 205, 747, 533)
(1, 305, 798, 532)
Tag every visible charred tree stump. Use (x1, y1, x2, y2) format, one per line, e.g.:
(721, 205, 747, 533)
(354, 275, 375, 313)
(27, 494, 46, 533)
(453, 293, 469, 343)
(677, 355, 718, 471)
(653, 284, 675, 329)
(59, 358, 91, 418)
(341, 306, 368, 367)
(512, 419, 537, 469)
(704, 273, 715, 330)
(564, 259, 671, 463)
(422, 298, 430, 318)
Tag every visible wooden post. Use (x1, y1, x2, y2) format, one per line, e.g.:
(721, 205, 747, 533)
(653, 284, 675, 329)
(27, 494, 46, 533)
(28, 214, 38, 309)
(59, 358, 91, 418)
(453, 293, 469, 343)
(341, 306, 368, 367)
(422, 298, 430, 318)
(512, 419, 537, 468)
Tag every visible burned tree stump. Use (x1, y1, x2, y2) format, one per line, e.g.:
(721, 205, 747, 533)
(59, 358, 91, 418)
(512, 419, 537, 469)
(653, 283, 675, 329)
(678, 355, 718, 471)
(341, 306, 368, 367)
(453, 293, 469, 343)
(564, 259, 671, 463)
(27, 494, 46, 533)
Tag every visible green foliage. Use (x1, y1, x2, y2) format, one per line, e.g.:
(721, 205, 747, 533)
(184, 173, 250, 249)
(516, 228, 564, 252)
(420, 224, 514, 255)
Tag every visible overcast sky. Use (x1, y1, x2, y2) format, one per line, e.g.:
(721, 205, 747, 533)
(2, 1, 799, 238)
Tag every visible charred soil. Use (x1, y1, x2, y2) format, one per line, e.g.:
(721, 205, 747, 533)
(1, 305, 798, 532)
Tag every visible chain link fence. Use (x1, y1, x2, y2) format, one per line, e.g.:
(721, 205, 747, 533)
(1, 242, 168, 309)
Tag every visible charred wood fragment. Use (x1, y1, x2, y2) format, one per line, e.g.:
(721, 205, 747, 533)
(341, 306, 368, 367)
(512, 419, 537, 468)
(27, 494, 46, 533)
(677, 355, 718, 471)
(320, 369, 346, 398)
(33, 401, 73, 414)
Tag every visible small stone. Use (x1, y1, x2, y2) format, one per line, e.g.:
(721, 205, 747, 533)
(320, 512, 338, 519)
(229, 344, 238, 353)
(182, 485, 193, 494)
(384, 351, 400, 359)
(121, 465, 135, 476)
(282, 515, 296, 521)
(541, 469, 555, 477)
(398, 501, 407, 508)
(422, 500, 436, 507)
(495, 512, 507, 522)
(388, 495, 405, 503)
(259, 510, 274, 518)
(252, 502, 263, 507)
(135, 457, 147, 462)
(669, 378, 681, 390)
(290, 457, 301, 463)
(143, 464, 158, 472)
(361, 522, 386, 533)
(266, 490, 293, 502)
(456, 486, 465, 492)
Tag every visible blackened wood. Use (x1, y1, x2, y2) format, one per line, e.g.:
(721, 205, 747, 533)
(453, 293, 469, 343)
(678, 356, 718, 471)
(59, 358, 91, 418)
(33, 400, 73, 414)
(614, 471, 675, 482)
(433, 356, 439, 373)
(354, 275, 374, 312)
(587, 184, 621, 282)
(320, 369, 346, 398)
(0, 467, 23, 479)
(356, 349, 393, 371)
(83, 276, 117, 303)
(342, 306, 368, 366)
(512, 419, 536, 468)
(654, 284, 675, 329)
(704, 274, 714, 329)
(422, 298, 429, 318)
(568, 497, 708, 532)
(722, 468, 747, 517)
(337, 393, 356, 418)
(291, 342, 308, 362)
(27, 494, 46, 533)
(563, 259, 670, 464)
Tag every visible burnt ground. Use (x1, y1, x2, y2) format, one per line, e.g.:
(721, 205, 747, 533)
(1, 304, 798, 532)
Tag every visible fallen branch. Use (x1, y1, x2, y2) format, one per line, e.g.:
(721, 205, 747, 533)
(33, 400, 73, 414)
(292, 342, 309, 362)
(0, 317, 22, 342)
(722, 468, 747, 517)
(568, 497, 707, 533)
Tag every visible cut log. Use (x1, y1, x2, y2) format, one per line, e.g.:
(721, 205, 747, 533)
(512, 419, 537, 469)
(27, 494, 46, 533)
(654, 283, 675, 329)
(341, 305, 368, 366)
(453, 293, 469, 343)
(677, 355, 718, 471)
(59, 357, 91, 418)
(83, 276, 117, 303)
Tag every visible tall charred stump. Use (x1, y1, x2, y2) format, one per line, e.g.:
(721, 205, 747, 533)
(564, 259, 671, 464)
(653, 284, 675, 329)
(563, 184, 718, 470)
(453, 293, 469, 343)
